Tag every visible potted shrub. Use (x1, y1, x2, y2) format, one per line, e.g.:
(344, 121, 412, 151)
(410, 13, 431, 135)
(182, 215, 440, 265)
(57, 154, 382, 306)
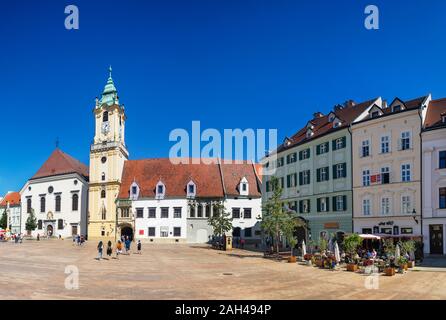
(400, 240, 416, 268)
(384, 264, 396, 276)
(304, 253, 313, 266)
(343, 234, 362, 272)
(397, 256, 408, 271)
(288, 238, 297, 263)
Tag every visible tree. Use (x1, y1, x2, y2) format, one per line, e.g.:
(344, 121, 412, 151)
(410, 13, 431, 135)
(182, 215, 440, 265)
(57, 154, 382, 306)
(342, 233, 362, 263)
(207, 202, 233, 240)
(25, 209, 37, 233)
(262, 176, 304, 255)
(0, 210, 7, 229)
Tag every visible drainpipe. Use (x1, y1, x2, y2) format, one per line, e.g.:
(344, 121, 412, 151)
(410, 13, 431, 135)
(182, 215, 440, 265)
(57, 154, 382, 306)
(348, 125, 354, 234)
(418, 107, 423, 244)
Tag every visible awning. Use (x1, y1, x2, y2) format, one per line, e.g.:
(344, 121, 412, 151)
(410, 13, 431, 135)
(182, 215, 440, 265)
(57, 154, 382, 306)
(358, 234, 381, 240)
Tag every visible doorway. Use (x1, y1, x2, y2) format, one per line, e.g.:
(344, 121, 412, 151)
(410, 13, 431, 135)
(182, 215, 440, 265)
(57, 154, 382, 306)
(429, 225, 443, 254)
(71, 225, 78, 236)
(121, 226, 134, 241)
(47, 225, 53, 237)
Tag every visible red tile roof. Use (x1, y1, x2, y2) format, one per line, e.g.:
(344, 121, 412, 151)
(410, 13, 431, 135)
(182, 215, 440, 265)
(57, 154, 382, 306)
(118, 158, 261, 199)
(31, 148, 89, 180)
(0, 192, 21, 207)
(220, 161, 261, 197)
(277, 98, 378, 152)
(425, 98, 446, 129)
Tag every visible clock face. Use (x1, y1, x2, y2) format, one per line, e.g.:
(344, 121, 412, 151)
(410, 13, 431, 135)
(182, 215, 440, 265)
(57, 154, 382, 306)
(101, 122, 110, 134)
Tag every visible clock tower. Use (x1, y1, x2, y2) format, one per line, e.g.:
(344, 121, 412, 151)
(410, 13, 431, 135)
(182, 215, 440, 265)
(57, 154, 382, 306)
(88, 67, 129, 240)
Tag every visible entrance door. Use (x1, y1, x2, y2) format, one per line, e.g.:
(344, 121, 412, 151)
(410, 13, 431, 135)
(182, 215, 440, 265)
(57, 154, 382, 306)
(121, 226, 134, 241)
(47, 225, 53, 237)
(71, 225, 78, 236)
(429, 225, 443, 254)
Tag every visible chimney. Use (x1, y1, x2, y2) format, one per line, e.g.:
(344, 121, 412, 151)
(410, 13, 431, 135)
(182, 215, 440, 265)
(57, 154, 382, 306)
(343, 100, 356, 108)
(313, 112, 324, 118)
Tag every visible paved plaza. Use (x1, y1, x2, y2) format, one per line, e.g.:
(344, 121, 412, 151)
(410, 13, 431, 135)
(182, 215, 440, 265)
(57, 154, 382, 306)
(1, 239, 446, 300)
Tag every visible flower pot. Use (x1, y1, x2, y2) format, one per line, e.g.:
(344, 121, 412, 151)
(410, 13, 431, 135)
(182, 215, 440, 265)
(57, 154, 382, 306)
(408, 261, 415, 268)
(347, 263, 358, 272)
(288, 256, 297, 263)
(384, 267, 395, 276)
(403, 263, 408, 271)
(306, 260, 312, 266)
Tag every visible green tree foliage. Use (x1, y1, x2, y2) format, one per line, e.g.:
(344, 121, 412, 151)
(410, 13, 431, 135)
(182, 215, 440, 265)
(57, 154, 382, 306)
(25, 209, 37, 232)
(262, 176, 304, 254)
(342, 233, 362, 261)
(207, 202, 233, 238)
(0, 210, 7, 229)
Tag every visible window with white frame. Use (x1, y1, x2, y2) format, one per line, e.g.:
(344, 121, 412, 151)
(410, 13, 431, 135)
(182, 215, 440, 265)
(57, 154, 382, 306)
(381, 136, 390, 154)
(156, 181, 165, 199)
(160, 227, 169, 237)
(401, 131, 411, 150)
(320, 198, 327, 212)
(174, 207, 182, 218)
(362, 140, 370, 157)
(187, 180, 196, 198)
(381, 197, 390, 215)
(401, 164, 411, 182)
(362, 199, 371, 216)
(362, 169, 370, 186)
(320, 167, 328, 181)
(381, 166, 390, 184)
(401, 195, 411, 214)
(336, 196, 344, 211)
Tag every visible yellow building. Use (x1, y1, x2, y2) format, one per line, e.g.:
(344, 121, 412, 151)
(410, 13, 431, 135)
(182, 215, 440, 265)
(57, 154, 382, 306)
(352, 95, 430, 238)
(87, 67, 129, 241)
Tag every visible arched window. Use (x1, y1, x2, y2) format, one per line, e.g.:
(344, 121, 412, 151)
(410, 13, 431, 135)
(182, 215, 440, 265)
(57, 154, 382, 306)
(27, 198, 32, 214)
(103, 111, 109, 122)
(197, 204, 203, 218)
(101, 190, 106, 199)
(55, 195, 61, 212)
(101, 172, 106, 181)
(101, 207, 106, 220)
(205, 204, 211, 218)
(40, 197, 46, 213)
(72, 194, 79, 211)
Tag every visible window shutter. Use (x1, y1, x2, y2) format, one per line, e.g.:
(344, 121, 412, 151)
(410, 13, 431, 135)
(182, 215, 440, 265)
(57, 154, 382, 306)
(332, 140, 337, 151)
(316, 145, 320, 155)
(332, 197, 337, 212)
(332, 165, 337, 179)
(342, 163, 347, 178)
(317, 198, 321, 212)
(307, 171, 311, 184)
(287, 175, 291, 188)
(343, 195, 347, 211)
(308, 200, 311, 212)
(266, 181, 269, 192)
(326, 197, 330, 211)
(326, 142, 330, 152)
(299, 151, 303, 160)
(299, 201, 303, 213)
(307, 149, 311, 158)
(342, 136, 346, 148)
(299, 172, 303, 185)
(316, 168, 321, 182)
(294, 173, 297, 186)
(326, 167, 330, 180)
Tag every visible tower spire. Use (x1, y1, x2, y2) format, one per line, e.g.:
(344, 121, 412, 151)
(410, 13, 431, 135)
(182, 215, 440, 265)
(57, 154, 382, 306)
(99, 66, 119, 106)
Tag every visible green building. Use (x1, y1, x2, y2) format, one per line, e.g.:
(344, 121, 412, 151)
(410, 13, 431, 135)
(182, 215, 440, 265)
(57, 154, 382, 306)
(262, 98, 380, 244)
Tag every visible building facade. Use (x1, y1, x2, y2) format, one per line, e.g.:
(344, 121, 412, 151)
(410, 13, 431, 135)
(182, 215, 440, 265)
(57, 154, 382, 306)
(116, 158, 262, 244)
(262, 98, 379, 243)
(352, 96, 430, 238)
(0, 191, 21, 234)
(20, 149, 89, 238)
(422, 98, 446, 254)
(88, 67, 129, 241)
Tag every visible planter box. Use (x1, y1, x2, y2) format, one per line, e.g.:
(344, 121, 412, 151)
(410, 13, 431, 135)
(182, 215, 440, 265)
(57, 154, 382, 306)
(408, 261, 415, 268)
(384, 267, 395, 276)
(346, 264, 358, 272)
(288, 256, 297, 263)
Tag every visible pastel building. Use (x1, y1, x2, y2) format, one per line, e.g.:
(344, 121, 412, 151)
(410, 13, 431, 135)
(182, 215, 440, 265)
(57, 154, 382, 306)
(352, 95, 430, 238)
(422, 98, 446, 254)
(0, 191, 21, 234)
(262, 98, 379, 243)
(116, 158, 262, 244)
(20, 149, 89, 238)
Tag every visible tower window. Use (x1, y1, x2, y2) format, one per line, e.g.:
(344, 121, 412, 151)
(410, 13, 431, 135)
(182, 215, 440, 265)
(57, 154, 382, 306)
(103, 111, 109, 122)
(55, 195, 61, 212)
(101, 156, 107, 164)
(101, 173, 106, 181)
(101, 190, 106, 198)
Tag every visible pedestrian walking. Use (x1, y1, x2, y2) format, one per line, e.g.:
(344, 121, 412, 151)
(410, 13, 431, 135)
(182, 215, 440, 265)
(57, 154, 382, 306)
(125, 236, 131, 254)
(137, 240, 142, 254)
(106, 240, 113, 257)
(37, 233, 40, 241)
(116, 240, 123, 259)
(97, 241, 104, 260)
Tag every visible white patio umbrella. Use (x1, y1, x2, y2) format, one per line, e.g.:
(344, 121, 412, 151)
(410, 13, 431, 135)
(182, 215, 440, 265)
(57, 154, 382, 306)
(395, 244, 401, 260)
(302, 240, 307, 257)
(334, 242, 341, 263)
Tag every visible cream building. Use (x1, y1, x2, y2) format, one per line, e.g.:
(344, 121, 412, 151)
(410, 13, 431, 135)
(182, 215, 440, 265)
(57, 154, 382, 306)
(352, 95, 431, 238)
(88, 67, 129, 241)
(422, 98, 446, 254)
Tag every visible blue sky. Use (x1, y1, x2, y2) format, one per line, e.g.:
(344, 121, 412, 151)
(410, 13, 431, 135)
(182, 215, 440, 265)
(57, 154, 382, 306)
(1, 0, 446, 195)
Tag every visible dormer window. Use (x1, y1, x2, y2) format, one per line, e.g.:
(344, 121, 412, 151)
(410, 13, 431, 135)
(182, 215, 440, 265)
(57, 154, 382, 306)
(371, 111, 380, 118)
(186, 180, 196, 198)
(130, 182, 139, 200)
(392, 105, 402, 112)
(333, 120, 341, 128)
(239, 177, 249, 196)
(156, 181, 165, 200)
(442, 114, 446, 123)
(306, 129, 313, 138)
